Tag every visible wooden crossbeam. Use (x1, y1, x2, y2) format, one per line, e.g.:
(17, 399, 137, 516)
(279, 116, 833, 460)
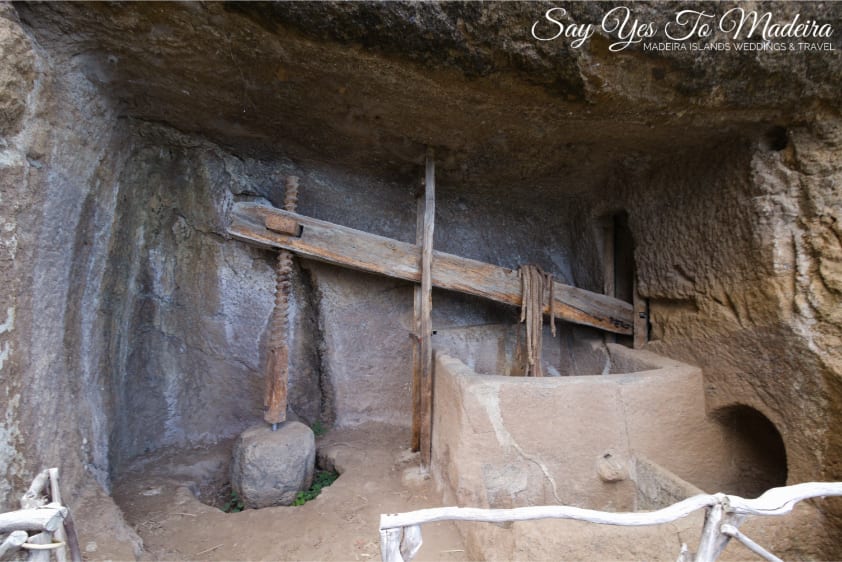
(228, 203, 634, 335)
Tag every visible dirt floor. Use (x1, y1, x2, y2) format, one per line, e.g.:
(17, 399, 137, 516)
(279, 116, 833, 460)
(112, 424, 467, 561)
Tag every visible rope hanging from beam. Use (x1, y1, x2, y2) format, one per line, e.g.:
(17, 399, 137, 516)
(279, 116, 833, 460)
(518, 264, 556, 377)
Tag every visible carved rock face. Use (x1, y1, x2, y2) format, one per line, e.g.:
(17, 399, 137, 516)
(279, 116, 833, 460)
(13, 2, 842, 194)
(0, 14, 35, 137)
(1, 3, 841, 557)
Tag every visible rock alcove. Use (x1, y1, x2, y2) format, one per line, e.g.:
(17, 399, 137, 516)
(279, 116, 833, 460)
(1, 2, 841, 560)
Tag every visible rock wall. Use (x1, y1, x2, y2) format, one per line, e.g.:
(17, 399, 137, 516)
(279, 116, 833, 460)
(101, 126, 275, 471)
(578, 122, 842, 543)
(587, 126, 842, 488)
(0, 4, 128, 507)
(0, 5, 38, 509)
(0, 6, 142, 555)
(1, 1, 841, 557)
(0, 28, 583, 501)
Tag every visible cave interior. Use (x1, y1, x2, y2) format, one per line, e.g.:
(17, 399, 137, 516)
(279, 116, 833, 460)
(2, 2, 842, 560)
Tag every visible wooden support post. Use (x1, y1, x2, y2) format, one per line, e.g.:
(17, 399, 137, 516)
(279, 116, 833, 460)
(47, 469, 80, 562)
(410, 191, 424, 453)
(419, 149, 435, 467)
(401, 525, 423, 561)
(264, 176, 300, 426)
(632, 278, 648, 349)
(46, 469, 67, 562)
(379, 528, 404, 562)
(695, 503, 723, 562)
(24, 533, 52, 562)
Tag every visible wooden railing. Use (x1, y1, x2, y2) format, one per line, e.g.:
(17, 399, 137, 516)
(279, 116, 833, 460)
(0, 468, 82, 562)
(379, 482, 842, 562)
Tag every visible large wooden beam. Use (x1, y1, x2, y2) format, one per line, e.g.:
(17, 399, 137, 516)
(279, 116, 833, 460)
(228, 203, 634, 335)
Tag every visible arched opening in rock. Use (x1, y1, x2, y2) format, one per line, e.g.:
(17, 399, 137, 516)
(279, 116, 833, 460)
(712, 405, 788, 498)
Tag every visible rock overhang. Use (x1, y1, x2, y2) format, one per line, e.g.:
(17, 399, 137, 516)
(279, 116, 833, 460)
(14, 1, 840, 197)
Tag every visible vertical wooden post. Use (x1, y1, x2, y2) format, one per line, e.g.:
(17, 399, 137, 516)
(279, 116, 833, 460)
(694, 502, 738, 562)
(26, 532, 51, 562)
(410, 193, 424, 452)
(46, 469, 67, 562)
(419, 149, 435, 467)
(48, 468, 81, 562)
(602, 216, 616, 345)
(379, 528, 405, 562)
(264, 176, 299, 426)
(632, 278, 648, 349)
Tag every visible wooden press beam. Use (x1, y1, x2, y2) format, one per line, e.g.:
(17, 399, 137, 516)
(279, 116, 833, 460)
(418, 150, 435, 467)
(228, 204, 635, 335)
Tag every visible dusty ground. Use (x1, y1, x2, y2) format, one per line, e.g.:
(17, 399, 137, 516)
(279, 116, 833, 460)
(112, 424, 467, 561)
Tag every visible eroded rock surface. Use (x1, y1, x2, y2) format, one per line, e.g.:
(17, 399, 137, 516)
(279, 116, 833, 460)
(0, 1, 841, 558)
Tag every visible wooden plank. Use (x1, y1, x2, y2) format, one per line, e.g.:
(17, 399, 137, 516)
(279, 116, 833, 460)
(227, 204, 634, 335)
(419, 149, 435, 467)
(410, 192, 424, 453)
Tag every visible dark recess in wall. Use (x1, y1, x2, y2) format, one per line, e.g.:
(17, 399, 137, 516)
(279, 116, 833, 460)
(712, 404, 788, 498)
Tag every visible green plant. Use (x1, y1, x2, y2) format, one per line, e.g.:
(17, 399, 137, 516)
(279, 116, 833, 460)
(311, 420, 327, 437)
(293, 470, 339, 506)
(222, 489, 245, 513)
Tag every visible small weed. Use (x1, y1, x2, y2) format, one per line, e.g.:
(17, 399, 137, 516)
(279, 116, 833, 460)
(222, 489, 245, 513)
(311, 420, 327, 437)
(293, 470, 339, 506)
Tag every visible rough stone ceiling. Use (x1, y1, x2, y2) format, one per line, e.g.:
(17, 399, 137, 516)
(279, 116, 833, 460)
(16, 1, 842, 194)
